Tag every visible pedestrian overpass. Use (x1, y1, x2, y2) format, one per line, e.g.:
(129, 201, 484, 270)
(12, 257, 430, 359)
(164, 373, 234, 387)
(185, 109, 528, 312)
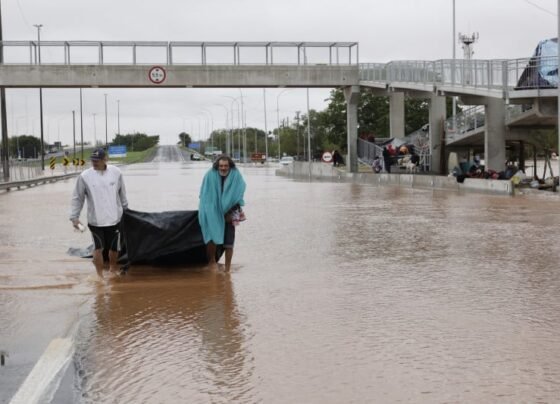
(0, 40, 557, 173)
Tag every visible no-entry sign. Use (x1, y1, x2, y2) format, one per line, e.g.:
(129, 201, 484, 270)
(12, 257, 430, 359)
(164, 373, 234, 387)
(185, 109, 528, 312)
(148, 66, 166, 84)
(322, 151, 333, 163)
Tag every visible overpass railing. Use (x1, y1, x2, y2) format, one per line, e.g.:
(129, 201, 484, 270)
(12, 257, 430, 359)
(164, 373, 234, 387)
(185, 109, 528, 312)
(358, 137, 432, 172)
(444, 103, 535, 145)
(0, 41, 359, 66)
(359, 56, 559, 94)
(445, 105, 485, 144)
(358, 138, 383, 164)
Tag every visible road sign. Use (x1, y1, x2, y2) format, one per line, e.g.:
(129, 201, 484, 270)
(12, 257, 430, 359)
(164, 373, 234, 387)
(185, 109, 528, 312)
(73, 158, 78, 166)
(63, 157, 70, 166)
(49, 157, 56, 170)
(322, 151, 333, 163)
(109, 145, 127, 157)
(80, 159, 85, 166)
(188, 142, 200, 150)
(148, 66, 166, 84)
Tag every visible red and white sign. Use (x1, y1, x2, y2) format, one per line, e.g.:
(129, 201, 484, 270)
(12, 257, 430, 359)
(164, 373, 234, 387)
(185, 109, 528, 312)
(322, 151, 333, 163)
(148, 66, 166, 84)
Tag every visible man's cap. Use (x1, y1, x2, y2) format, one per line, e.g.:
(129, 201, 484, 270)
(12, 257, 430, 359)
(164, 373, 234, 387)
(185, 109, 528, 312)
(90, 148, 106, 161)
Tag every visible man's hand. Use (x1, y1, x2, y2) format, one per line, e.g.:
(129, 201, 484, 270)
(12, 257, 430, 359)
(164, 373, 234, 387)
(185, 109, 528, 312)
(71, 218, 82, 230)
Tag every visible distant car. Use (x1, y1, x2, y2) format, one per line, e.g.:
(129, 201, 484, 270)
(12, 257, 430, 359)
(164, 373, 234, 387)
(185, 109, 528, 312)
(280, 156, 294, 165)
(190, 153, 202, 161)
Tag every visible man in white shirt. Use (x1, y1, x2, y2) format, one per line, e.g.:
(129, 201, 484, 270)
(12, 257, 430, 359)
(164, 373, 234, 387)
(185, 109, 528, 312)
(70, 148, 128, 279)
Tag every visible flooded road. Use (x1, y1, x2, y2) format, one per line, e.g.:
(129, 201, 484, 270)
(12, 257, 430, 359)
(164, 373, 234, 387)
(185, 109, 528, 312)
(2, 148, 560, 403)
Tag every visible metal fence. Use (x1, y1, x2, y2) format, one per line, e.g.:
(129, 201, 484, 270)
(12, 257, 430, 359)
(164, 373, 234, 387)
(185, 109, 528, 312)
(358, 138, 432, 172)
(358, 138, 384, 164)
(0, 159, 43, 182)
(0, 41, 359, 66)
(359, 56, 559, 93)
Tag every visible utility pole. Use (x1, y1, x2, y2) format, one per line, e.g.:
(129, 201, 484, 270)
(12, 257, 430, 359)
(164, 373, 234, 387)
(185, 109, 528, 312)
(0, 0, 9, 180)
(34, 24, 45, 170)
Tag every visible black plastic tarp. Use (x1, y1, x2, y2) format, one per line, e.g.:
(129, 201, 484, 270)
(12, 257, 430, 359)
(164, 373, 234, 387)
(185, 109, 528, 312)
(516, 38, 558, 90)
(68, 209, 223, 266)
(120, 209, 222, 265)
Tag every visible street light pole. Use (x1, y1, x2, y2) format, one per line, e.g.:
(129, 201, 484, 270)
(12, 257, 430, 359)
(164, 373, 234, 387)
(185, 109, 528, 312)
(557, 0, 560, 181)
(263, 89, 269, 162)
(306, 88, 312, 162)
(92, 113, 97, 146)
(79, 88, 84, 160)
(214, 104, 230, 155)
(452, 0, 456, 129)
(0, 1, 9, 180)
(238, 90, 246, 163)
(221, 95, 240, 156)
(34, 23, 45, 169)
(117, 99, 120, 135)
(72, 110, 76, 159)
(104, 93, 108, 148)
(199, 108, 214, 149)
(276, 89, 292, 159)
(295, 111, 300, 159)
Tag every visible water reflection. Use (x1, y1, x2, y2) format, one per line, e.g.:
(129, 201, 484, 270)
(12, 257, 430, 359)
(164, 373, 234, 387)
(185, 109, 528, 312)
(75, 268, 253, 404)
(2, 160, 560, 402)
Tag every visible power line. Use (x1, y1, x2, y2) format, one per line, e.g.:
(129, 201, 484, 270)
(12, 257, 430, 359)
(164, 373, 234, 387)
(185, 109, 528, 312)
(14, 0, 34, 34)
(523, 0, 556, 17)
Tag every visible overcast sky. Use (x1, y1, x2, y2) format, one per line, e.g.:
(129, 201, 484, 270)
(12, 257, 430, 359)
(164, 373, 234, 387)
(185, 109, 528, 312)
(1, 0, 557, 146)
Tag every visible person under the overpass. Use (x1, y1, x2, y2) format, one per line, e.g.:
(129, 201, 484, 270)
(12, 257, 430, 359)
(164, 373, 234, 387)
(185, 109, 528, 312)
(198, 155, 246, 272)
(69, 148, 128, 279)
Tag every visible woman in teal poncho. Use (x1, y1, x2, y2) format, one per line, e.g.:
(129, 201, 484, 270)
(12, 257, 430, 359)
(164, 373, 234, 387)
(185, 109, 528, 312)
(198, 155, 246, 271)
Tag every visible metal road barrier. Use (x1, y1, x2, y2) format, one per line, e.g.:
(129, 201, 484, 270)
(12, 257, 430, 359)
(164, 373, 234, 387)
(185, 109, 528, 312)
(0, 172, 79, 191)
(0, 41, 359, 66)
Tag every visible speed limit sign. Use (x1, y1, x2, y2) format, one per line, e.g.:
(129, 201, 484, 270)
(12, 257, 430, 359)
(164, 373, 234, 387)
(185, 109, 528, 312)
(322, 151, 333, 163)
(148, 66, 166, 84)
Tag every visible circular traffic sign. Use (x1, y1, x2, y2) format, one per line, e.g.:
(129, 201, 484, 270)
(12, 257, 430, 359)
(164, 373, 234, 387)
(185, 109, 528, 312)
(148, 66, 166, 84)
(322, 151, 333, 163)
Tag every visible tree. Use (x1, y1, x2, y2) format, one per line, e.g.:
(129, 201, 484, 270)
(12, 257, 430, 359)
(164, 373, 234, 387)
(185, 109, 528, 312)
(112, 132, 159, 152)
(4, 135, 43, 158)
(178, 132, 192, 147)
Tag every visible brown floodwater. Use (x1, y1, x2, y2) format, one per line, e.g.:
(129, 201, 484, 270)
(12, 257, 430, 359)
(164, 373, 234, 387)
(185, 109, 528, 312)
(1, 147, 560, 403)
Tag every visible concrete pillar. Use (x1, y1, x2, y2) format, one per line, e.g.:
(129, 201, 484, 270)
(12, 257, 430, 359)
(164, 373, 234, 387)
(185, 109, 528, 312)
(344, 85, 360, 173)
(429, 94, 446, 174)
(484, 98, 506, 171)
(389, 92, 405, 138)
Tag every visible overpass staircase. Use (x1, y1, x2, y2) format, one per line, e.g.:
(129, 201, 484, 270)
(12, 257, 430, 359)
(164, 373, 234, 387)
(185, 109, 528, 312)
(444, 102, 557, 147)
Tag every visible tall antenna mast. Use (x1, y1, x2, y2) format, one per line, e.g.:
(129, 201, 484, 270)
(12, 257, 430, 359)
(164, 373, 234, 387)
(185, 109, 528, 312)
(458, 32, 479, 60)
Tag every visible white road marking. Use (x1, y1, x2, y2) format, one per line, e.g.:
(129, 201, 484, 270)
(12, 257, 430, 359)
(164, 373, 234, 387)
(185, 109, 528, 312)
(10, 338, 74, 404)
